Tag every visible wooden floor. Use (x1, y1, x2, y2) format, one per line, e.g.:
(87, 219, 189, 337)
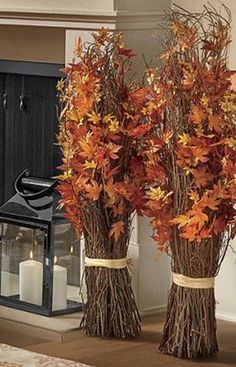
(0, 313, 235, 367)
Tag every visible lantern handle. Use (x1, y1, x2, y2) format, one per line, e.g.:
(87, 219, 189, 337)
(14, 169, 57, 200)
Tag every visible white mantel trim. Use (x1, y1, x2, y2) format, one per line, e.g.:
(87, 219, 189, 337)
(0, 10, 166, 29)
(0, 18, 116, 29)
(0, 8, 117, 16)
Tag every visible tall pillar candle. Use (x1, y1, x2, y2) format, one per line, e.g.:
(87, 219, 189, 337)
(52, 260, 67, 311)
(19, 251, 43, 306)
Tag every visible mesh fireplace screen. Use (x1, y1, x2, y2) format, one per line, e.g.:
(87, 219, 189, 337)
(0, 63, 62, 204)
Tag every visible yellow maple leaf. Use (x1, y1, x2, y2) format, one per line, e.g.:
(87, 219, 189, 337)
(183, 167, 194, 176)
(83, 160, 97, 170)
(147, 187, 166, 201)
(109, 119, 119, 132)
(103, 114, 120, 132)
(188, 190, 199, 203)
(66, 110, 79, 122)
(162, 131, 173, 144)
(200, 94, 209, 107)
(57, 169, 73, 181)
(56, 79, 65, 92)
(178, 133, 190, 146)
(87, 111, 101, 124)
(225, 137, 236, 149)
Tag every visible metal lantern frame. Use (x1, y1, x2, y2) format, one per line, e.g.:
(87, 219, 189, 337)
(0, 170, 83, 316)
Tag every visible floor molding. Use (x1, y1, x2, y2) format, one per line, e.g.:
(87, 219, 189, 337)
(216, 312, 236, 323)
(140, 305, 166, 316)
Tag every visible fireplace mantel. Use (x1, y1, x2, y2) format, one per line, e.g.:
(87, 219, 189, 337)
(0, 0, 165, 29)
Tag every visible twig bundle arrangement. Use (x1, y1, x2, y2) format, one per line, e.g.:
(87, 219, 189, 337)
(144, 5, 236, 359)
(57, 30, 149, 337)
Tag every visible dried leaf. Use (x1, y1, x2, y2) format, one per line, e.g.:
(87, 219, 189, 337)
(109, 221, 125, 241)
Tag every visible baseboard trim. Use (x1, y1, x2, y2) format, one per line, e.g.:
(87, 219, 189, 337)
(140, 305, 166, 316)
(216, 312, 236, 323)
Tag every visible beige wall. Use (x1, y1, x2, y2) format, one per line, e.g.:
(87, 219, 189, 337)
(0, 25, 65, 64)
(0, 0, 114, 13)
(0, 0, 171, 13)
(174, 0, 236, 322)
(115, 0, 171, 12)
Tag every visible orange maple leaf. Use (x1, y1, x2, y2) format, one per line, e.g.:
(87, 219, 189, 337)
(170, 214, 189, 228)
(104, 179, 118, 205)
(201, 192, 222, 211)
(74, 175, 89, 190)
(104, 166, 120, 180)
(199, 227, 212, 239)
(130, 87, 149, 106)
(79, 140, 96, 160)
(181, 225, 212, 241)
(129, 124, 151, 137)
(85, 180, 102, 200)
(172, 208, 209, 238)
(180, 224, 199, 241)
(73, 95, 93, 119)
(191, 146, 210, 163)
(105, 142, 122, 160)
(188, 104, 206, 125)
(109, 221, 125, 241)
(208, 114, 223, 133)
(176, 146, 193, 167)
(113, 200, 124, 216)
(188, 208, 208, 229)
(193, 168, 214, 188)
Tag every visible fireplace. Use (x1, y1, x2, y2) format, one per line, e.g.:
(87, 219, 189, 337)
(0, 60, 64, 205)
(0, 2, 171, 318)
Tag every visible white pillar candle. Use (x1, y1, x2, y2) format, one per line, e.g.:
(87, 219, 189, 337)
(52, 257, 67, 311)
(19, 251, 43, 306)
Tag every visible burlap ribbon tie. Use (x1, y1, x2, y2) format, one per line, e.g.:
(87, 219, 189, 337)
(173, 273, 215, 289)
(84, 256, 133, 269)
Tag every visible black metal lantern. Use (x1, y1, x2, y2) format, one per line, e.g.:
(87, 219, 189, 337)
(0, 170, 83, 316)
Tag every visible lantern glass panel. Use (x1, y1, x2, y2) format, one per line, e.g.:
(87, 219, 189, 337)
(53, 222, 81, 311)
(0, 222, 44, 306)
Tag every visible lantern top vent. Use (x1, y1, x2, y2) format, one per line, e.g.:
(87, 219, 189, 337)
(0, 169, 63, 224)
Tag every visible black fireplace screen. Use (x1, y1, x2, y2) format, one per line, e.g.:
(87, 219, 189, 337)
(0, 60, 63, 204)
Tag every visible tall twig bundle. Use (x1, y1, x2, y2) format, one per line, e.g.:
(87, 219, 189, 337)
(57, 30, 149, 337)
(144, 5, 236, 359)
